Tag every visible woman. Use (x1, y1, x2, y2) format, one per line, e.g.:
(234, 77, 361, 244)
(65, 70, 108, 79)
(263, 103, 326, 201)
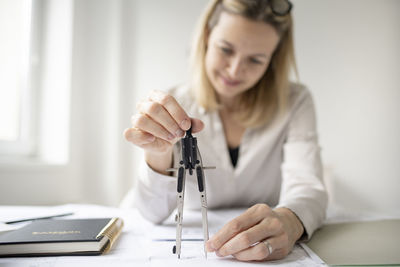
(124, 0, 327, 262)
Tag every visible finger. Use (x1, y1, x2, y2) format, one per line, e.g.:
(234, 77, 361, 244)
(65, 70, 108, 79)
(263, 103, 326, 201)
(137, 100, 185, 138)
(149, 90, 191, 130)
(217, 216, 282, 256)
(124, 128, 155, 145)
(131, 114, 176, 142)
(140, 136, 174, 154)
(190, 118, 204, 133)
(232, 236, 284, 262)
(207, 204, 272, 252)
(124, 128, 172, 153)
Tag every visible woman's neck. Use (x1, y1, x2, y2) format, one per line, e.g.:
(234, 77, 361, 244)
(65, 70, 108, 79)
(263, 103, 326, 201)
(219, 102, 246, 149)
(219, 95, 239, 112)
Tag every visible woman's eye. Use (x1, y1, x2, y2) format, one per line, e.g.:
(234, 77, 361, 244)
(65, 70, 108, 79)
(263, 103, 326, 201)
(220, 47, 232, 55)
(249, 58, 262, 64)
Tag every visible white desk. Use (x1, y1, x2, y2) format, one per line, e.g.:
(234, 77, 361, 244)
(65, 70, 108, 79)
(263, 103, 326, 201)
(0, 204, 323, 266)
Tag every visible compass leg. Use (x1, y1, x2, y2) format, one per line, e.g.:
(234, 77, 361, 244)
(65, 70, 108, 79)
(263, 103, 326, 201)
(174, 166, 186, 258)
(196, 166, 209, 258)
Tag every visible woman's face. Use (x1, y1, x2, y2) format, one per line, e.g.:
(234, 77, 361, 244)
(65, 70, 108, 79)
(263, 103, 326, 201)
(205, 11, 280, 104)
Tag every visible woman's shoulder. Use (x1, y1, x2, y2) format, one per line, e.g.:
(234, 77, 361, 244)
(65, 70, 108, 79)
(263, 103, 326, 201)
(287, 82, 315, 110)
(288, 82, 312, 101)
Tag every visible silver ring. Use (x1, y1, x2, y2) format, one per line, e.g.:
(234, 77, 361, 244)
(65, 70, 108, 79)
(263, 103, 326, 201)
(263, 240, 273, 255)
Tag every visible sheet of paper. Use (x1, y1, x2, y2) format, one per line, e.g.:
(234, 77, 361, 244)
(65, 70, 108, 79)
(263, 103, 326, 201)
(149, 241, 321, 267)
(150, 208, 322, 266)
(151, 208, 247, 240)
(0, 222, 21, 233)
(0, 205, 74, 223)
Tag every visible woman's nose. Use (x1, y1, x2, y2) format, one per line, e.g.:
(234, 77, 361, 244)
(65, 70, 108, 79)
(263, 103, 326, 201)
(227, 57, 243, 78)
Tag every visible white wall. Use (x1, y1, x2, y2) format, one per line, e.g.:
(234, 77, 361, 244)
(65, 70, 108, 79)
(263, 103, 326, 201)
(292, 0, 400, 215)
(130, 0, 209, 100)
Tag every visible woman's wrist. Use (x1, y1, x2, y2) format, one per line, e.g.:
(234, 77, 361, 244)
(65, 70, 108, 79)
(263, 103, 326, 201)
(273, 207, 304, 242)
(144, 148, 173, 176)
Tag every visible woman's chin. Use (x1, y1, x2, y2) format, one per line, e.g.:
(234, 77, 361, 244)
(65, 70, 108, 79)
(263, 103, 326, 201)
(217, 83, 244, 97)
(215, 88, 241, 102)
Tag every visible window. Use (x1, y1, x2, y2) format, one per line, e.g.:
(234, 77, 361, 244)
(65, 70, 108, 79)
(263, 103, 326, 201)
(0, 0, 35, 156)
(0, 0, 73, 165)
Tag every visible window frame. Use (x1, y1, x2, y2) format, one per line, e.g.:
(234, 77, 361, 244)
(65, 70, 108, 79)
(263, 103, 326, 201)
(0, 0, 72, 166)
(0, 0, 39, 159)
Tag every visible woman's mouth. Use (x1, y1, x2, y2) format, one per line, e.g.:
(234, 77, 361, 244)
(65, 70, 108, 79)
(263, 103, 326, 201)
(220, 74, 242, 86)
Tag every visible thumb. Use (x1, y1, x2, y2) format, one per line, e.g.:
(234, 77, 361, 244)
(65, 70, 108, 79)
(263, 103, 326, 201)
(190, 118, 204, 134)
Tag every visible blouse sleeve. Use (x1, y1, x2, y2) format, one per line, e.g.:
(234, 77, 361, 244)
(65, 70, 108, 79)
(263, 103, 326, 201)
(132, 143, 181, 224)
(276, 86, 328, 240)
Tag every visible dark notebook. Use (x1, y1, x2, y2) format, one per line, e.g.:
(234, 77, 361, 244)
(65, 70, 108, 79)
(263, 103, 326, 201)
(0, 218, 123, 257)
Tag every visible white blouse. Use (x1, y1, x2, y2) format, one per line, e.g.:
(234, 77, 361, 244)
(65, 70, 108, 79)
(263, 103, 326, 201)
(131, 83, 328, 239)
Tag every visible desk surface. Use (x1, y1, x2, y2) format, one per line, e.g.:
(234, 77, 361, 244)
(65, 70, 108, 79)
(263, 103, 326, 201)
(0, 204, 321, 267)
(306, 219, 400, 266)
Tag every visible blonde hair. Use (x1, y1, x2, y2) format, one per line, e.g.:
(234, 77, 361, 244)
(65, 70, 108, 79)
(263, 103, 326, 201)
(189, 0, 297, 128)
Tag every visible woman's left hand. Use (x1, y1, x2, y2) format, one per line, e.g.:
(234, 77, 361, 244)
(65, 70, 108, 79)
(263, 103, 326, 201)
(205, 204, 304, 261)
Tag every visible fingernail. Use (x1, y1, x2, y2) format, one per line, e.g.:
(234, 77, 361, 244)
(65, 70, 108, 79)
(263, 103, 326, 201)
(175, 129, 184, 137)
(167, 133, 175, 140)
(216, 250, 223, 257)
(180, 118, 190, 130)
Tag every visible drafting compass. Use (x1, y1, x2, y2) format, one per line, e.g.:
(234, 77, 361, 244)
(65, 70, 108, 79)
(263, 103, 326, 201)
(167, 127, 215, 259)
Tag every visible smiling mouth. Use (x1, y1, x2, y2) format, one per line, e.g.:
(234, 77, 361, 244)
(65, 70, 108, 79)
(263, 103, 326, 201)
(220, 74, 241, 86)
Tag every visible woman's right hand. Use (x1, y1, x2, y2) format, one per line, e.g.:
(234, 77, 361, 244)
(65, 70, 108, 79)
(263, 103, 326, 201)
(123, 90, 204, 175)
